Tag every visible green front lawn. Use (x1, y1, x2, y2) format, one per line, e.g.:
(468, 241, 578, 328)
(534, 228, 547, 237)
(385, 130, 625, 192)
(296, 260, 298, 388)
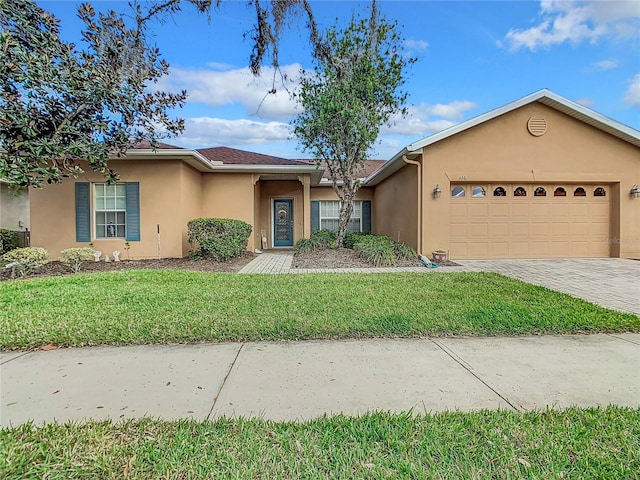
(1, 407, 638, 479)
(1, 270, 637, 350)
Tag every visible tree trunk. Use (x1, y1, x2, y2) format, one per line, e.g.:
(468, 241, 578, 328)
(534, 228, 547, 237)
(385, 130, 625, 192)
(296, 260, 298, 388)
(336, 183, 356, 248)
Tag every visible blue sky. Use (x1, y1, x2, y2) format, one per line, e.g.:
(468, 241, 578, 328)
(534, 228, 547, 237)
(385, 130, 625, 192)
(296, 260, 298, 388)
(41, 1, 640, 159)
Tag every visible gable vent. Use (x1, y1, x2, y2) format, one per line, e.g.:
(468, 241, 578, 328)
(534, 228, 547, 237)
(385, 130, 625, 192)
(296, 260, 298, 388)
(527, 116, 547, 136)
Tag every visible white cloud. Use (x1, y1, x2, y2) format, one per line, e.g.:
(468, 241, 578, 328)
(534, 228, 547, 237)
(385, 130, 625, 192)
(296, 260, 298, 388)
(157, 64, 302, 121)
(623, 74, 640, 107)
(591, 59, 619, 71)
(405, 39, 429, 51)
(174, 117, 292, 149)
(384, 101, 477, 136)
(503, 1, 639, 51)
(575, 97, 595, 107)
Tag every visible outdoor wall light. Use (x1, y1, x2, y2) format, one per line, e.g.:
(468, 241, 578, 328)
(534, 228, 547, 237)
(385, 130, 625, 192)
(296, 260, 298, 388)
(433, 184, 442, 198)
(631, 185, 640, 199)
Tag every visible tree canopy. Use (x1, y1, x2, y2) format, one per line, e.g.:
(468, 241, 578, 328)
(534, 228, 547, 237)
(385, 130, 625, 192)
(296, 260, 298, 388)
(0, 0, 189, 188)
(291, 3, 414, 246)
(0, 0, 331, 189)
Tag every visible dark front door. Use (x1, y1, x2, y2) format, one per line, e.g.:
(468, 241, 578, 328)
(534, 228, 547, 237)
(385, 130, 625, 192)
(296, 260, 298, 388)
(273, 199, 294, 247)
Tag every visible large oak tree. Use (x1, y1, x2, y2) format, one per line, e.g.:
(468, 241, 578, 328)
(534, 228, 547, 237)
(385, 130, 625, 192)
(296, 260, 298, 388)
(0, 0, 332, 189)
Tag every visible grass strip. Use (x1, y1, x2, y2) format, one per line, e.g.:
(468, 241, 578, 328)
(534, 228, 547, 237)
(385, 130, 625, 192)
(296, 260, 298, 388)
(1, 271, 638, 349)
(1, 407, 638, 479)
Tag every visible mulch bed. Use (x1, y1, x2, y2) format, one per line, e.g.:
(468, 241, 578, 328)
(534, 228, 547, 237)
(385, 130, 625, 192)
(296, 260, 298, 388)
(2, 249, 460, 281)
(291, 248, 459, 269)
(0, 252, 257, 281)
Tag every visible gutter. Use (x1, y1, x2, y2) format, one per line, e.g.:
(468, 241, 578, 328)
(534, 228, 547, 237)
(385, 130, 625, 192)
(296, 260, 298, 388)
(402, 155, 423, 256)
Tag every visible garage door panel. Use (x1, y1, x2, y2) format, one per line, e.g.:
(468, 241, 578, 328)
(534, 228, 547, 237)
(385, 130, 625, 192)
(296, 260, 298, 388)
(468, 223, 489, 237)
(491, 204, 510, 217)
(549, 241, 572, 257)
(468, 242, 489, 257)
(549, 203, 570, 217)
(530, 222, 549, 237)
(589, 240, 609, 256)
(450, 203, 468, 219)
(530, 242, 549, 256)
(590, 203, 609, 219)
(530, 204, 550, 218)
(569, 203, 590, 218)
(489, 222, 509, 236)
(550, 222, 570, 236)
(509, 242, 530, 257)
(449, 183, 611, 259)
(490, 242, 510, 257)
(468, 203, 489, 217)
(509, 204, 530, 218)
(570, 222, 589, 236)
(589, 222, 609, 237)
(510, 222, 529, 237)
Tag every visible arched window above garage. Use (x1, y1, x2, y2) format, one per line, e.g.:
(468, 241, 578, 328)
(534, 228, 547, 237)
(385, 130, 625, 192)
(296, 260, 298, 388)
(451, 186, 465, 197)
(594, 187, 606, 197)
(493, 187, 507, 197)
(514, 187, 527, 197)
(534, 187, 547, 197)
(472, 186, 486, 197)
(574, 187, 586, 197)
(554, 187, 567, 197)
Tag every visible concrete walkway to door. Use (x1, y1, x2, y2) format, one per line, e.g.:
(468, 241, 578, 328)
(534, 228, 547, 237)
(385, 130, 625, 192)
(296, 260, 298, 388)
(239, 253, 639, 315)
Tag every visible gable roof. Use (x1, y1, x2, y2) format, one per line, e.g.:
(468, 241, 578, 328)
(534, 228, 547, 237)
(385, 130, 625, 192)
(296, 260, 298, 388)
(198, 146, 310, 166)
(366, 89, 640, 186)
(132, 140, 184, 150)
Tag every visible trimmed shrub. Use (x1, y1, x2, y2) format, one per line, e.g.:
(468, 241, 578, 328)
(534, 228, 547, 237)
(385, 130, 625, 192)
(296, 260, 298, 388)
(294, 238, 316, 254)
(311, 229, 337, 248)
(60, 247, 95, 273)
(343, 231, 369, 249)
(188, 218, 252, 261)
(1, 247, 48, 278)
(294, 230, 337, 253)
(353, 235, 396, 267)
(392, 240, 417, 260)
(0, 229, 19, 255)
(352, 234, 416, 267)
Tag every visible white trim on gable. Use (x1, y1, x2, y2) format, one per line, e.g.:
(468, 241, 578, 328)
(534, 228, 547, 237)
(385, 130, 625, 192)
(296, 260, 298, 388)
(365, 89, 640, 186)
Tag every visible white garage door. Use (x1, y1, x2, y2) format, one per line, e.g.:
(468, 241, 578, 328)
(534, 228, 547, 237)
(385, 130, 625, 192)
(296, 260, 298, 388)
(450, 183, 611, 259)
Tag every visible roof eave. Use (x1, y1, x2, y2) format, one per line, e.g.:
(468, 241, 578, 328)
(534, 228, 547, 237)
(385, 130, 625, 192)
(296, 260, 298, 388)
(211, 164, 324, 184)
(122, 149, 223, 171)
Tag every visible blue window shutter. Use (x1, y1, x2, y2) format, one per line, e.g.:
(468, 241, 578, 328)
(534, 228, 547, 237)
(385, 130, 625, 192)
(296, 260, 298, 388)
(362, 200, 372, 233)
(75, 182, 91, 242)
(311, 201, 320, 232)
(125, 182, 140, 241)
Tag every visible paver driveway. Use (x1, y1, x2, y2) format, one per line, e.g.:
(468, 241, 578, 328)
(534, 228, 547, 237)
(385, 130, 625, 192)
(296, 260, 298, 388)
(460, 258, 640, 315)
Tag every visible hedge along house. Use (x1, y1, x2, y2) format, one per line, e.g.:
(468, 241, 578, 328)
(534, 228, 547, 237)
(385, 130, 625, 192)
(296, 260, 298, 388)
(367, 89, 640, 260)
(28, 145, 376, 259)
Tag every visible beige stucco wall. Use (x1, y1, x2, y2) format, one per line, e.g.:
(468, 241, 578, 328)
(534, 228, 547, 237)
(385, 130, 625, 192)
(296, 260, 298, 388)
(1, 184, 30, 231)
(309, 186, 374, 201)
(373, 164, 419, 249)
(201, 172, 256, 251)
(412, 103, 640, 258)
(30, 160, 190, 259)
(179, 163, 203, 256)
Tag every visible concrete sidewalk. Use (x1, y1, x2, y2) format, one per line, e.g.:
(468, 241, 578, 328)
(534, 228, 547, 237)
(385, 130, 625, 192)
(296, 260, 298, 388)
(2, 334, 638, 426)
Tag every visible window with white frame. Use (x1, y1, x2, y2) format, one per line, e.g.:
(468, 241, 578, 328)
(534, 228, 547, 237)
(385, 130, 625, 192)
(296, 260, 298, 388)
(94, 183, 126, 238)
(319, 201, 363, 232)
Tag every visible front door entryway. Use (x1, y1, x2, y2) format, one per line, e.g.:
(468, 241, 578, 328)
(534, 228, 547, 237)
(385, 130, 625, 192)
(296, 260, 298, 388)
(273, 199, 294, 247)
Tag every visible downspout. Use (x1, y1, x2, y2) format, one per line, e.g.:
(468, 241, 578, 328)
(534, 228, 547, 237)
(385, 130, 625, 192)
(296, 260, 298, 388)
(403, 155, 437, 268)
(402, 155, 422, 254)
